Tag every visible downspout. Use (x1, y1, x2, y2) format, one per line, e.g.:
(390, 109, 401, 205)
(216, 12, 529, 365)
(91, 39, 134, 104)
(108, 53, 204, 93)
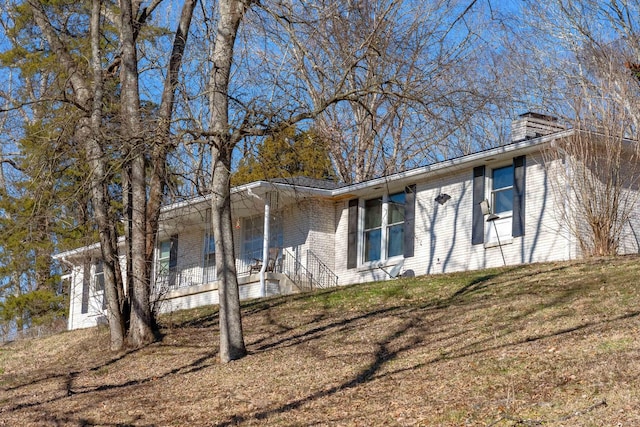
(260, 193, 270, 297)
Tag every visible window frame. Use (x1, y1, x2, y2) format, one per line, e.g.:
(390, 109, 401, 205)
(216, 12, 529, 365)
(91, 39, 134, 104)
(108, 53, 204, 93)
(157, 239, 172, 279)
(491, 164, 515, 216)
(359, 191, 406, 266)
(241, 213, 284, 263)
(93, 259, 105, 293)
(156, 235, 178, 288)
(485, 163, 516, 246)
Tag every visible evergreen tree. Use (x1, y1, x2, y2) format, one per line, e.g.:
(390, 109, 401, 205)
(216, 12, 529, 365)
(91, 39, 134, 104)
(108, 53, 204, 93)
(232, 128, 336, 186)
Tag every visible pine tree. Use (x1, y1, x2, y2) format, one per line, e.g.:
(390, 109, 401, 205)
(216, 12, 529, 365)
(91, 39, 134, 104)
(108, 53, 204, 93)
(232, 128, 336, 186)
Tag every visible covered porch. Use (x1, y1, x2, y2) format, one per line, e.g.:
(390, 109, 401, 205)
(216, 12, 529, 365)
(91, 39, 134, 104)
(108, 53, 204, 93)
(153, 180, 339, 312)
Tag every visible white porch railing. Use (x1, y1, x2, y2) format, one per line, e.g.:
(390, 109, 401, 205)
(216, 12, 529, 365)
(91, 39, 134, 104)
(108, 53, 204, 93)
(155, 248, 338, 292)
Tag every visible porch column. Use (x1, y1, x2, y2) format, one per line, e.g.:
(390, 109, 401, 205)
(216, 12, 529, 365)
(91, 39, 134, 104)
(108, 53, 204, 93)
(259, 192, 271, 297)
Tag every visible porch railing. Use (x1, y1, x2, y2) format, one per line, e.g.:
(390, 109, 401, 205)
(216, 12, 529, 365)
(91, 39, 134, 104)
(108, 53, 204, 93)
(154, 247, 338, 293)
(155, 263, 205, 291)
(281, 249, 314, 291)
(306, 250, 339, 289)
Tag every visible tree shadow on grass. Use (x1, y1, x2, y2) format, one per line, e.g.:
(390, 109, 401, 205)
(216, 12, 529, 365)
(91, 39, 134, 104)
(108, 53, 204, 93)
(213, 305, 640, 426)
(216, 314, 424, 427)
(4, 261, 628, 425)
(211, 265, 637, 426)
(2, 343, 218, 418)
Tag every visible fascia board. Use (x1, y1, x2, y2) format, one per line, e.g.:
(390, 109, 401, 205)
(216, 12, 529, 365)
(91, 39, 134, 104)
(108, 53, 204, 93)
(53, 236, 126, 261)
(330, 130, 574, 198)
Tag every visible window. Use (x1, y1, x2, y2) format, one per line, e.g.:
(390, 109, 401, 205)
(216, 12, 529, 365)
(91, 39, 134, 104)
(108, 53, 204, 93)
(364, 197, 382, 262)
(347, 185, 415, 269)
(387, 192, 406, 257)
(158, 240, 171, 278)
(242, 214, 283, 262)
(492, 165, 514, 214)
(93, 260, 105, 292)
(363, 191, 406, 263)
(242, 216, 264, 261)
(93, 260, 107, 309)
(471, 156, 526, 246)
(157, 235, 178, 287)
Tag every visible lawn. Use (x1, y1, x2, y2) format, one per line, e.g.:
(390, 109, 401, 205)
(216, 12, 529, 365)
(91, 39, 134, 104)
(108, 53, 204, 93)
(1, 256, 640, 426)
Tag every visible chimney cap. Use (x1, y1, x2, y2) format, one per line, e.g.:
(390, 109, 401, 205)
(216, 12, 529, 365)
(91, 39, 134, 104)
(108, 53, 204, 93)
(518, 111, 558, 122)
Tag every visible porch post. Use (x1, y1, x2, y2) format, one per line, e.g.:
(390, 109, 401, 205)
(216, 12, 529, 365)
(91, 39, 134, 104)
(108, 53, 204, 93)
(260, 192, 270, 297)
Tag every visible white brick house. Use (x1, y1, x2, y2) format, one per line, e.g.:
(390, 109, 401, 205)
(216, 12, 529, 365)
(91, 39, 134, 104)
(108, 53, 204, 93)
(56, 113, 640, 330)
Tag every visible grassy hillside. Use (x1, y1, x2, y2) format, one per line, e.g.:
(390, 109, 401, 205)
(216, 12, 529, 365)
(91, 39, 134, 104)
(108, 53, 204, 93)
(1, 256, 640, 426)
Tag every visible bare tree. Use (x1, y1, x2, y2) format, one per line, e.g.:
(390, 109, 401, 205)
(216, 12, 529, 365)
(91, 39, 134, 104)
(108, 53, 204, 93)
(514, 0, 640, 256)
(545, 106, 640, 257)
(200, 0, 506, 361)
(267, 0, 506, 183)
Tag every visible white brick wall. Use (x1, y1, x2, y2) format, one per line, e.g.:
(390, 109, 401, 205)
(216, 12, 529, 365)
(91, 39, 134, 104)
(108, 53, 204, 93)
(67, 146, 640, 331)
(67, 263, 107, 331)
(333, 152, 575, 285)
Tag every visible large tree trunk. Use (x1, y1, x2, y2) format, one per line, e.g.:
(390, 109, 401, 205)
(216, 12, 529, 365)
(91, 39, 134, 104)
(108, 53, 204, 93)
(120, 0, 154, 347)
(209, 0, 248, 363)
(89, 0, 125, 350)
(211, 151, 246, 362)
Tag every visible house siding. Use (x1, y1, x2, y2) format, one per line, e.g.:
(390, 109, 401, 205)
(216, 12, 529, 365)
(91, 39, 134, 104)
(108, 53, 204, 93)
(67, 263, 106, 330)
(281, 199, 336, 277)
(334, 152, 574, 284)
(59, 128, 640, 333)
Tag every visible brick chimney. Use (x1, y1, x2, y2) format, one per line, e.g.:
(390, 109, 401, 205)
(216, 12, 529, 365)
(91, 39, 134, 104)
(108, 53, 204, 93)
(511, 112, 565, 142)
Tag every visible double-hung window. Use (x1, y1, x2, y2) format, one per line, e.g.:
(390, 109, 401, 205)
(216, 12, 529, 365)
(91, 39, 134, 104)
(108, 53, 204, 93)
(363, 191, 406, 263)
(471, 156, 526, 246)
(387, 192, 406, 257)
(364, 197, 383, 262)
(491, 165, 514, 215)
(242, 214, 283, 266)
(93, 260, 106, 309)
(347, 185, 415, 269)
(93, 260, 105, 293)
(158, 240, 171, 278)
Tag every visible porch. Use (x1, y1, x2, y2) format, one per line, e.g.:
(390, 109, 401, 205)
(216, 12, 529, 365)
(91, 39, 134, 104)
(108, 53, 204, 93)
(154, 248, 338, 313)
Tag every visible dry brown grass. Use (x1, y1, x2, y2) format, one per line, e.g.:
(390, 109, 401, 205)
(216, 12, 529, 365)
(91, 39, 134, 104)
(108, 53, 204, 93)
(2, 256, 640, 426)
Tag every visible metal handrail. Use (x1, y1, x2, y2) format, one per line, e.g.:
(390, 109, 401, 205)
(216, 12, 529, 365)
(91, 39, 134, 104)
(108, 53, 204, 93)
(153, 247, 338, 293)
(306, 250, 339, 289)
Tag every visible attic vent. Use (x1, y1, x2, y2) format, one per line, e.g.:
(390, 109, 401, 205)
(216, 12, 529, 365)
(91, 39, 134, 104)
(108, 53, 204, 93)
(511, 112, 565, 142)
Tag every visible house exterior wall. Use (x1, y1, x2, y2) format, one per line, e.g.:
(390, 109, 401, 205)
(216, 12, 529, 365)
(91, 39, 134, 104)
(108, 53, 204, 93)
(66, 251, 128, 331)
(619, 185, 640, 254)
(306, 199, 338, 271)
(61, 128, 640, 332)
(334, 151, 574, 285)
(67, 263, 106, 330)
(280, 198, 336, 277)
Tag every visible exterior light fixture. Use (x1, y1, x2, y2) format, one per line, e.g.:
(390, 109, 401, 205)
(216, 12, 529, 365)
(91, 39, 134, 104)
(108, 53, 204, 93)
(435, 193, 451, 205)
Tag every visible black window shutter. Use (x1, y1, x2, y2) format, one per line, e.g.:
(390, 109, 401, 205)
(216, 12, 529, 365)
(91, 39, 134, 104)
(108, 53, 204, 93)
(512, 155, 526, 237)
(404, 185, 416, 258)
(472, 165, 486, 245)
(81, 262, 90, 314)
(169, 235, 179, 270)
(347, 199, 359, 269)
(169, 234, 179, 287)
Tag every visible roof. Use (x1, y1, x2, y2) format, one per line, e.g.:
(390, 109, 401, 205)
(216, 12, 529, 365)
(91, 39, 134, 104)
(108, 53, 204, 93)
(53, 127, 573, 260)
